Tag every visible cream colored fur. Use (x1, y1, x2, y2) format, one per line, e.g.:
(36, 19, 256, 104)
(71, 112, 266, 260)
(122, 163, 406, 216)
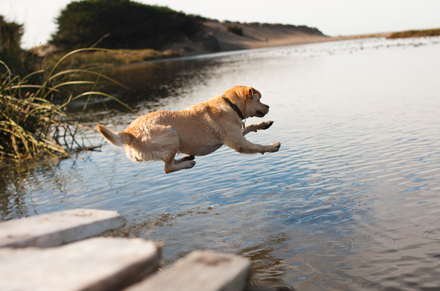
(97, 86, 281, 173)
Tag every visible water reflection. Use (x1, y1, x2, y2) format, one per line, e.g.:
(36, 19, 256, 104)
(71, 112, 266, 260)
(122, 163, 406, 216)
(1, 36, 440, 290)
(0, 165, 31, 220)
(0, 158, 63, 220)
(77, 58, 224, 112)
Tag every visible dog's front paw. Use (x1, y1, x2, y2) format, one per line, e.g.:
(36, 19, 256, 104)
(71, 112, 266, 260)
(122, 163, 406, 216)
(258, 120, 274, 130)
(270, 142, 281, 152)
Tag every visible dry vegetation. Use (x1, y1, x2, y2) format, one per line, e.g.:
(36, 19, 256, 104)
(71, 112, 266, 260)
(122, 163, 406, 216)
(388, 28, 440, 39)
(41, 48, 178, 71)
(0, 49, 135, 161)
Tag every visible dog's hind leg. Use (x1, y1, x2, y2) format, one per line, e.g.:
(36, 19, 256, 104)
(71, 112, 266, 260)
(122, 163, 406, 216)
(140, 125, 196, 173)
(175, 155, 195, 164)
(164, 156, 196, 173)
(242, 121, 274, 136)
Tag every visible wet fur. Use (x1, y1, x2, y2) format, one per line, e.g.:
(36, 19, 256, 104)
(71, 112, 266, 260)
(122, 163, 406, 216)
(97, 86, 281, 173)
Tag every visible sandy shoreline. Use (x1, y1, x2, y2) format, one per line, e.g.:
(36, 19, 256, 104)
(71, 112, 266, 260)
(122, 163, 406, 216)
(165, 20, 392, 56)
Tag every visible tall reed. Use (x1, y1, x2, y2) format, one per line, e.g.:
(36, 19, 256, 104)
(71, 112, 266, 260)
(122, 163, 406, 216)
(0, 48, 136, 160)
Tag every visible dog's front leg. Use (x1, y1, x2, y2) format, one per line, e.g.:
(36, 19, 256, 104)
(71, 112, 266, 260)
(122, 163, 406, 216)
(242, 121, 274, 136)
(226, 133, 281, 155)
(237, 139, 281, 154)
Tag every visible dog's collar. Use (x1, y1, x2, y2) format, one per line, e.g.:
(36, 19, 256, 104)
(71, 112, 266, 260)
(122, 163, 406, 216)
(222, 95, 246, 128)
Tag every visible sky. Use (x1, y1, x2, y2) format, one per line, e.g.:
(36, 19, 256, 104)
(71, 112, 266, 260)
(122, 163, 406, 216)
(2, 0, 440, 49)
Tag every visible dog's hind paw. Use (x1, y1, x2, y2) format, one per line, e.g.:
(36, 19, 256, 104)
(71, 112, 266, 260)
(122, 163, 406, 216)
(175, 155, 195, 164)
(183, 160, 196, 169)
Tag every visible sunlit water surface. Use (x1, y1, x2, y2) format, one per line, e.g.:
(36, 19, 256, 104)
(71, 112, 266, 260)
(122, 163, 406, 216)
(2, 37, 440, 290)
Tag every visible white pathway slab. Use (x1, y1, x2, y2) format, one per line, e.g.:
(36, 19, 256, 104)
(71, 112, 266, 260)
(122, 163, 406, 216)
(0, 237, 160, 291)
(125, 250, 251, 291)
(0, 208, 125, 248)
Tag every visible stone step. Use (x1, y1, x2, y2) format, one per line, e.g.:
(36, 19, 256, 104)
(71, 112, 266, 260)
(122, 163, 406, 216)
(125, 250, 251, 291)
(0, 208, 126, 248)
(0, 237, 160, 291)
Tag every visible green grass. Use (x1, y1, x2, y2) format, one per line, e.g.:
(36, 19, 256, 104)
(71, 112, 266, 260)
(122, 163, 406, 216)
(388, 28, 440, 39)
(0, 48, 136, 160)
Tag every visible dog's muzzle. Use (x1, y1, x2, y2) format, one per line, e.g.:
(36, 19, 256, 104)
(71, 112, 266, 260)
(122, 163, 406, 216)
(256, 105, 269, 117)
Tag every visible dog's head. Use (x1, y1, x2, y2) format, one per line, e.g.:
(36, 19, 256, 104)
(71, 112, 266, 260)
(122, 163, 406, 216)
(225, 86, 270, 119)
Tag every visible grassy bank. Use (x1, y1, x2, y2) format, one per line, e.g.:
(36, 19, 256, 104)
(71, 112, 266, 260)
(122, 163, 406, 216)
(388, 28, 440, 39)
(40, 47, 179, 71)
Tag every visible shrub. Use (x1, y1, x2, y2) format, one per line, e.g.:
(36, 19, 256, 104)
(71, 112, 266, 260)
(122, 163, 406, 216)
(226, 25, 244, 36)
(0, 16, 35, 76)
(51, 0, 205, 50)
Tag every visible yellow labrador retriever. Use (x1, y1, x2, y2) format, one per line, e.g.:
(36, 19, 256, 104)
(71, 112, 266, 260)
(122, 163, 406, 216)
(97, 85, 281, 173)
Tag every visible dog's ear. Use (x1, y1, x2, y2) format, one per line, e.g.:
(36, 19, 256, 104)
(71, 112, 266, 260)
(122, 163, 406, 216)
(246, 87, 260, 99)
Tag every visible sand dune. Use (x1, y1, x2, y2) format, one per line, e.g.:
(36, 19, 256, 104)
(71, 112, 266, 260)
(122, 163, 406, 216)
(165, 20, 391, 56)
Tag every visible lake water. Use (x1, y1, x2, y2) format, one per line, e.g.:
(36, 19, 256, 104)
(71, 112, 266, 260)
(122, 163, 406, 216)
(1, 36, 440, 290)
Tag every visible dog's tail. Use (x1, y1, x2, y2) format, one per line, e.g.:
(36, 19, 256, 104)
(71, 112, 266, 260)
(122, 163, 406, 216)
(97, 124, 132, 147)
